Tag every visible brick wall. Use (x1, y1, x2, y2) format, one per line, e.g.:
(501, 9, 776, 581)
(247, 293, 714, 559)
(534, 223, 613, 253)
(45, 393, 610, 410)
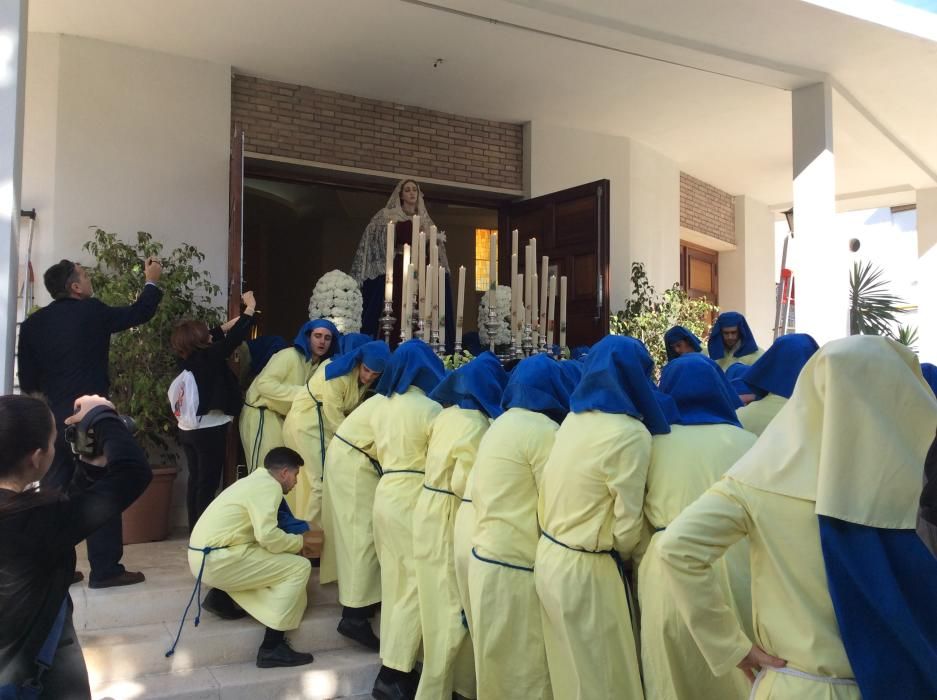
(680, 172, 735, 244)
(231, 74, 523, 192)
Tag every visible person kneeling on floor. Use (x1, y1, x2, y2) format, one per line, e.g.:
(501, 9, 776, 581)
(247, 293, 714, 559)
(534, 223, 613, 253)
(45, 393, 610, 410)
(184, 447, 321, 668)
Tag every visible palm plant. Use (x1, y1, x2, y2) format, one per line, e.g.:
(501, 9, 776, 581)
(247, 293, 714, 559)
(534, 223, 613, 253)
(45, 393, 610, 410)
(895, 325, 919, 351)
(849, 261, 908, 338)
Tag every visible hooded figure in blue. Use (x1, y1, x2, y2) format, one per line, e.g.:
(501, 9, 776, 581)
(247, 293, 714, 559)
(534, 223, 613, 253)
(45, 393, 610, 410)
(707, 311, 763, 370)
(535, 335, 667, 699)
(467, 353, 577, 699)
(920, 362, 937, 397)
(639, 352, 757, 700)
(664, 325, 703, 361)
(337, 332, 373, 356)
(725, 362, 756, 401)
(367, 339, 447, 692)
(239, 318, 341, 471)
(415, 352, 508, 699)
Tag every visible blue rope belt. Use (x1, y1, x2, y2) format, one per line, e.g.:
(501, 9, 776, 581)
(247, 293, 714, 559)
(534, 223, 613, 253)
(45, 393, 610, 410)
(423, 483, 456, 497)
(243, 402, 266, 472)
(381, 469, 425, 476)
(460, 497, 472, 504)
(165, 545, 231, 657)
(334, 433, 383, 477)
(471, 546, 534, 573)
(305, 384, 326, 478)
(540, 529, 613, 555)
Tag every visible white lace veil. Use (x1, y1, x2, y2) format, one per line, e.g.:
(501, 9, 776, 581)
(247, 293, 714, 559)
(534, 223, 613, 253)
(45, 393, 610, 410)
(349, 179, 448, 284)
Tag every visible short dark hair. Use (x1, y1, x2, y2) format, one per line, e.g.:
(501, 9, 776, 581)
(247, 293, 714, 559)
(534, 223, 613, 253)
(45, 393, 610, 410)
(0, 394, 54, 479)
(43, 259, 80, 300)
(264, 446, 303, 470)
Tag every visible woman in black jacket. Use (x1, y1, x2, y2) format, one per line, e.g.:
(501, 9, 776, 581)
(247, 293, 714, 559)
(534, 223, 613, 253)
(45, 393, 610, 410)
(0, 394, 151, 698)
(170, 291, 256, 530)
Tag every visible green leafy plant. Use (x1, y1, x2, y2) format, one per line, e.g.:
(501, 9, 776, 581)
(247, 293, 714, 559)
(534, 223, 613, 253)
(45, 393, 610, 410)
(849, 260, 909, 338)
(443, 350, 474, 370)
(895, 324, 919, 352)
(610, 262, 718, 374)
(83, 229, 223, 461)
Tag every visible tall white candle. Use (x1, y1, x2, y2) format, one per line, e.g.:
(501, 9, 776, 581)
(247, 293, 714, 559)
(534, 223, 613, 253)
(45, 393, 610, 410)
(514, 273, 524, 347)
(531, 272, 539, 344)
(402, 263, 415, 340)
(539, 256, 549, 336)
(525, 243, 533, 315)
(559, 275, 568, 349)
(489, 232, 498, 290)
(417, 231, 426, 321)
(401, 243, 411, 323)
(456, 265, 465, 347)
(547, 275, 557, 346)
(384, 221, 395, 302)
(510, 253, 518, 336)
(438, 270, 446, 347)
(428, 263, 436, 328)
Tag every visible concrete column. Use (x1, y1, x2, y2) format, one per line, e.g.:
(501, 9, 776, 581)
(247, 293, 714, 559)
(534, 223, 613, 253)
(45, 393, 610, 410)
(917, 188, 937, 361)
(719, 196, 776, 346)
(0, 1, 28, 393)
(791, 82, 845, 345)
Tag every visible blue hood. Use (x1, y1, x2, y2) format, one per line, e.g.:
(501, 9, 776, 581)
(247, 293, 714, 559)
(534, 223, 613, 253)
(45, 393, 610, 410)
(293, 319, 340, 361)
(502, 354, 577, 422)
(744, 333, 819, 399)
(338, 333, 373, 356)
(429, 351, 507, 418)
(325, 340, 391, 380)
(724, 362, 755, 396)
(570, 335, 671, 435)
(707, 311, 758, 360)
(921, 362, 937, 397)
(659, 353, 742, 427)
(375, 339, 445, 398)
(664, 325, 703, 361)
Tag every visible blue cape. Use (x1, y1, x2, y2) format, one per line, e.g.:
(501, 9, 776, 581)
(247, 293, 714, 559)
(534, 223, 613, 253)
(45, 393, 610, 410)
(429, 351, 507, 418)
(502, 354, 577, 422)
(819, 516, 937, 699)
(707, 311, 759, 360)
(570, 336, 671, 435)
(570, 345, 591, 361)
(338, 333, 372, 355)
(325, 340, 390, 380)
(744, 333, 819, 399)
(664, 325, 702, 361)
(558, 359, 583, 387)
(246, 335, 287, 376)
(724, 362, 755, 395)
(921, 363, 937, 397)
(293, 319, 341, 361)
(375, 339, 445, 398)
(659, 354, 742, 427)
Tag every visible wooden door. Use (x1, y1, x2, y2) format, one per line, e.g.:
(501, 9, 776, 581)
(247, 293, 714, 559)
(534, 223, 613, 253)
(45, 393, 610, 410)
(499, 180, 610, 347)
(228, 127, 244, 319)
(680, 242, 718, 304)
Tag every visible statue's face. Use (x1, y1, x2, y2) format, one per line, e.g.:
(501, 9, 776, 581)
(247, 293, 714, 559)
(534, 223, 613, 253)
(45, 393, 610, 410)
(400, 181, 419, 208)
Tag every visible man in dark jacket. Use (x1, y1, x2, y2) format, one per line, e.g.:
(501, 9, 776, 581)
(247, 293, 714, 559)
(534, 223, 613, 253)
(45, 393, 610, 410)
(18, 257, 163, 588)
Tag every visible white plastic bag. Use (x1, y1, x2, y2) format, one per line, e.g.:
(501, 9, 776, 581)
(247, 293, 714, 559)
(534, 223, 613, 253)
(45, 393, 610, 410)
(168, 370, 199, 430)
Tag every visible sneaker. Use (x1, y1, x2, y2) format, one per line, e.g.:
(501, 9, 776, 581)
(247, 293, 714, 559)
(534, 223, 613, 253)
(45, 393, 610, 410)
(337, 616, 380, 651)
(88, 570, 145, 589)
(256, 639, 314, 668)
(202, 588, 247, 620)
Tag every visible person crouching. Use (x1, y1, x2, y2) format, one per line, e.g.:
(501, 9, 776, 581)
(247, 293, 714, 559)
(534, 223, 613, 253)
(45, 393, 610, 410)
(186, 447, 318, 668)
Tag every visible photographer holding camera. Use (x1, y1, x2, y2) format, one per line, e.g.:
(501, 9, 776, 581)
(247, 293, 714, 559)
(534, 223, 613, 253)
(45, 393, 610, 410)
(0, 394, 152, 699)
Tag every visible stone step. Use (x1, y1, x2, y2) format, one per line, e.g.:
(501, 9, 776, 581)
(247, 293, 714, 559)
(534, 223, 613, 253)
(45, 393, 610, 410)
(80, 603, 363, 685)
(90, 647, 381, 700)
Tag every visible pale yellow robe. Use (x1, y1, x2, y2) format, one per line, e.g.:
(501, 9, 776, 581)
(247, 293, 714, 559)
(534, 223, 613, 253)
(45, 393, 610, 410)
(453, 469, 476, 632)
(319, 394, 384, 602)
(283, 359, 369, 525)
(534, 411, 648, 700)
(372, 387, 442, 672)
(716, 347, 764, 372)
(239, 348, 319, 471)
(639, 423, 755, 700)
(413, 406, 489, 700)
(188, 468, 310, 630)
(468, 408, 557, 700)
(658, 477, 860, 700)
(736, 393, 787, 436)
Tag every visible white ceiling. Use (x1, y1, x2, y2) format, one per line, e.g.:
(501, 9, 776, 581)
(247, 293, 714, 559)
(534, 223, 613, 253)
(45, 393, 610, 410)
(28, 0, 937, 209)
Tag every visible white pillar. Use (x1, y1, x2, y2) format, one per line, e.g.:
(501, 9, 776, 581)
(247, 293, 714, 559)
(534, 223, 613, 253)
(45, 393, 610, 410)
(917, 188, 937, 361)
(0, 1, 28, 393)
(791, 82, 845, 345)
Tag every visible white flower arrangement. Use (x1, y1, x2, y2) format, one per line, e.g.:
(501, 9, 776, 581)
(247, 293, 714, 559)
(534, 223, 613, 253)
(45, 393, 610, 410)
(308, 270, 363, 333)
(478, 285, 514, 347)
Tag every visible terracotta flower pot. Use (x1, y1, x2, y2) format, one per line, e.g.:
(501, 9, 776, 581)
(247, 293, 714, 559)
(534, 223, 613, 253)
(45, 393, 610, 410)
(122, 465, 178, 545)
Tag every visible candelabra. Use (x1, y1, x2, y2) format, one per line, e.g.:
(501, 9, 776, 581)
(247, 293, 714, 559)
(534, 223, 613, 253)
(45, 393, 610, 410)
(379, 300, 396, 345)
(484, 305, 499, 354)
(521, 322, 534, 357)
(415, 317, 425, 342)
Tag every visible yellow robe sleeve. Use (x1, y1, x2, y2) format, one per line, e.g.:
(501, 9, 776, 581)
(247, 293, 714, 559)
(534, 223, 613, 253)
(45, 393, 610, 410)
(450, 415, 488, 489)
(316, 367, 356, 441)
(247, 474, 304, 555)
(657, 478, 753, 676)
(250, 348, 308, 415)
(607, 423, 652, 557)
(529, 428, 556, 493)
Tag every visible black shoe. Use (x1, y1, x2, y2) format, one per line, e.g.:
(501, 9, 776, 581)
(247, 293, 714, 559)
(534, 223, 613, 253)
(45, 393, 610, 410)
(202, 588, 247, 620)
(337, 616, 380, 651)
(88, 570, 145, 589)
(256, 639, 314, 668)
(372, 675, 414, 700)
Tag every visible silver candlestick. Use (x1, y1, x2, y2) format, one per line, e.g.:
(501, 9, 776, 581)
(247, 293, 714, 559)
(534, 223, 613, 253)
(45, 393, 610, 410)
(379, 300, 396, 346)
(414, 317, 425, 342)
(521, 322, 534, 357)
(484, 305, 499, 354)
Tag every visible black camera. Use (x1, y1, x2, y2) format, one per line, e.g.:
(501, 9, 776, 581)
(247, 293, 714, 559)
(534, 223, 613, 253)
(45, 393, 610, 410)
(64, 406, 137, 458)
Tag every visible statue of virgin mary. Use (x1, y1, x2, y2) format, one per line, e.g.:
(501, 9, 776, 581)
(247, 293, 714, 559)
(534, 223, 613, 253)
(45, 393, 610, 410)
(350, 179, 453, 346)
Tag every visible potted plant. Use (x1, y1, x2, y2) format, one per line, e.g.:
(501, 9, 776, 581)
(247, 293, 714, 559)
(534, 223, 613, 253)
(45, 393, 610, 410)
(82, 229, 223, 543)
